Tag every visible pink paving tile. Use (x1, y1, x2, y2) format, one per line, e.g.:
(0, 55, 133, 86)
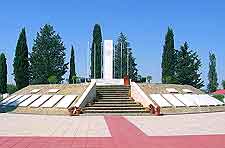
(12, 142, 31, 148)
(0, 137, 9, 145)
(27, 142, 49, 148)
(0, 141, 18, 148)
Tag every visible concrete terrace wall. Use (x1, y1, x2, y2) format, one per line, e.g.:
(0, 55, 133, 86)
(75, 81, 96, 108)
(131, 82, 156, 108)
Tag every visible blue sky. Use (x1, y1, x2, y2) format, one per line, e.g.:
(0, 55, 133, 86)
(0, 0, 225, 88)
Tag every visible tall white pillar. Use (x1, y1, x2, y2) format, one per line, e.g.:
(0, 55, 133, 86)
(103, 40, 113, 80)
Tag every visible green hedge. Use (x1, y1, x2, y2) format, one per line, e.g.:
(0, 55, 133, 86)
(212, 94, 225, 102)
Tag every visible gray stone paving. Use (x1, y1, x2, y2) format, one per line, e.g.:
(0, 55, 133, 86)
(0, 113, 111, 137)
(126, 112, 225, 136)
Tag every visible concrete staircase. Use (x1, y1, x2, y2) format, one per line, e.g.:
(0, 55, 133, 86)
(83, 85, 150, 115)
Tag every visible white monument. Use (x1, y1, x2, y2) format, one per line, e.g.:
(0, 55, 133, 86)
(95, 40, 123, 85)
(103, 40, 113, 80)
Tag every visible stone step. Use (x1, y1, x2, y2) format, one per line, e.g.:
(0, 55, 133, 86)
(96, 90, 129, 92)
(96, 85, 130, 88)
(97, 92, 128, 95)
(87, 104, 141, 107)
(98, 96, 130, 98)
(96, 87, 129, 89)
(84, 106, 145, 110)
(98, 96, 129, 99)
(80, 113, 151, 116)
(96, 99, 133, 102)
(96, 88, 130, 91)
(83, 109, 148, 113)
(97, 91, 128, 93)
(94, 101, 137, 104)
(97, 89, 129, 91)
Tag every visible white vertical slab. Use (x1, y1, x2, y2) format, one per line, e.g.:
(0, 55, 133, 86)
(29, 95, 52, 107)
(149, 94, 172, 107)
(8, 95, 31, 106)
(174, 94, 197, 106)
(4, 95, 23, 105)
(0, 95, 16, 105)
(162, 94, 186, 107)
(19, 95, 41, 107)
(41, 95, 64, 108)
(199, 94, 224, 106)
(103, 40, 113, 79)
(55, 95, 77, 108)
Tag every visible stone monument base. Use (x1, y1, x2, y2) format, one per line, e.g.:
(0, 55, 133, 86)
(92, 79, 124, 85)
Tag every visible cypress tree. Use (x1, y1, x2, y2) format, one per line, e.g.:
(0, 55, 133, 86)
(207, 52, 218, 92)
(161, 27, 177, 84)
(69, 46, 76, 84)
(13, 28, 30, 90)
(30, 24, 68, 84)
(175, 42, 204, 88)
(90, 24, 102, 79)
(0, 53, 7, 94)
(128, 49, 138, 81)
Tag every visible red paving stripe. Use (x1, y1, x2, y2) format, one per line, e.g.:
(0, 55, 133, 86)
(0, 116, 225, 148)
(104, 116, 147, 138)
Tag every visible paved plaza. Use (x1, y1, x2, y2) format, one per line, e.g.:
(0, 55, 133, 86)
(0, 112, 225, 147)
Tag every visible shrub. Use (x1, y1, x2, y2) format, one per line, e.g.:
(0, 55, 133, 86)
(212, 94, 224, 102)
(7, 84, 17, 94)
(48, 75, 58, 84)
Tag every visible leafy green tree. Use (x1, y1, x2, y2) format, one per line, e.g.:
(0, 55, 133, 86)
(30, 24, 68, 84)
(69, 46, 76, 84)
(207, 52, 218, 92)
(161, 27, 177, 84)
(90, 24, 102, 79)
(221, 80, 225, 89)
(48, 75, 58, 84)
(114, 33, 138, 81)
(13, 28, 30, 90)
(0, 53, 7, 94)
(175, 42, 204, 88)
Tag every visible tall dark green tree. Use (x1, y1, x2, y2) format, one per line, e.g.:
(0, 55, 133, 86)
(114, 33, 138, 81)
(69, 46, 76, 84)
(0, 53, 7, 94)
(13, 28, 30, 90)
(30, 24, 68, 84)
(127, 48, 138, 81)
(207, 52, 218, 92)
(161, 27, 177, 84)
(90, 24, 102, 78)
(175, 42, 204, 88)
